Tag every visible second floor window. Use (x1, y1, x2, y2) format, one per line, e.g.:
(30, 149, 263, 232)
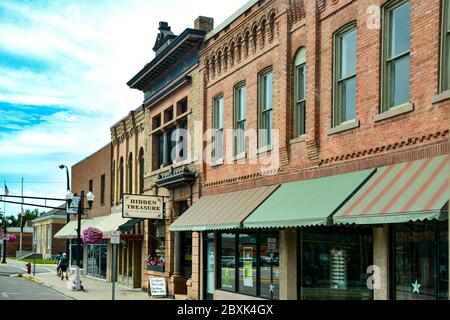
(294, 48, 306, 137)
(157, 133, 165, 168)
(100, 174, 105, 206)
(441, 0, 450, 92)
(382, 0, 411, 111)
(128, 153, 133, 194)
(119, 157, 124, 200)
(334, 23, 357, 126)
(139, 148, 144, 194)
(259, 68, 273, 148)
(234, 82, 246, 156)
(213, 95, 224, 162)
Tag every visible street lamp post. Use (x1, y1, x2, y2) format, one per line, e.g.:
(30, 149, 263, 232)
(65, 190, 94, 291)
(59, 165, 71, 260)
(0, 215, 13, 264)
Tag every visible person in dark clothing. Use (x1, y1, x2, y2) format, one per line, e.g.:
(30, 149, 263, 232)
(59, 253, 69, 280)
(55, 252, 63, 277)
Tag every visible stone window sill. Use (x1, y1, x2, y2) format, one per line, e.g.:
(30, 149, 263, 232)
(327, 119, 360, 136)
(211, 158, 224, 168)
(257, 145, 272, 155)
(232, 152, 246, 162)
(373, 103, 414, 122)
(290, 135, 307, 145)
(432, 90, 450, 104)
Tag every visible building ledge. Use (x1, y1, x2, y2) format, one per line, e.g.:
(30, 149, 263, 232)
(432, 90, 450, 104)
(155, 166, 196, 189)
(327, 119, 360, 136)
(290, 135, 307, 145)
(373, 103, 414, 123)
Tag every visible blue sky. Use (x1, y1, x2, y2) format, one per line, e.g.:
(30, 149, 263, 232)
(0, 0, 244, 216)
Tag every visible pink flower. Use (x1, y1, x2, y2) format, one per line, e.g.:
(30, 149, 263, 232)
(6, 234, 16, 243)
(82, 227, 103, 244)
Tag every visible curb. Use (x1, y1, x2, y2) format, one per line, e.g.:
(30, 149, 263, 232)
(19, 274, 44, 284)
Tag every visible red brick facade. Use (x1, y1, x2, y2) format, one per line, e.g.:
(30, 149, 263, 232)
(199, 0, 449, 196)
(71, 144, 112, 219)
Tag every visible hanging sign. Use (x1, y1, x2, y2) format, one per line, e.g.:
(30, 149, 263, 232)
(123, 194, 164, 219)
(149, 277, 167, 297)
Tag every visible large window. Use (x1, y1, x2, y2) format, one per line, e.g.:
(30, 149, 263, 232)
(128, 153, 133, 194)
(299, 228, 373, 300)
(86, 242, 108, 279)
(213, 95, 224, 162)
(382, 0, 411, 111)
(139, 148, 144, 194)
(393, 220, 448, 300)
(334, 23, 357, 126)
(119, 157, 124, 200)
(441, 0, 450, 92)
(258, 68, 273, 148)
(234, 82, 247, 156)
(100, 174, 105, 206)
(219, 231, 280, 299)
(294, 48, 306, 137)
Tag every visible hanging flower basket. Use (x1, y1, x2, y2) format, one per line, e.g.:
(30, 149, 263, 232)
(6, 234, 16, 243)
(82, 227, 103, 244)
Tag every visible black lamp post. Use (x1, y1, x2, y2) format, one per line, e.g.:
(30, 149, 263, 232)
(0, 215, 13, 264)
(65, 190, 94, 290)
(59, 165, 71, 258)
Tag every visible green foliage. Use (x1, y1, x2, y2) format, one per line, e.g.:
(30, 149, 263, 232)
(1, 209, 46, 228)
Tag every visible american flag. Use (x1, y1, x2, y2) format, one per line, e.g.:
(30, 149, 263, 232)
(4, 183, 9, 196)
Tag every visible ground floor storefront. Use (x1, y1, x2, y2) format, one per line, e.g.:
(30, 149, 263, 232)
(170, 153, 449, 300)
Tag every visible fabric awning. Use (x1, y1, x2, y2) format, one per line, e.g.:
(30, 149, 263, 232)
(333, 155, 449, 225)
(119, 218, 143, 233)
(169, 185, 279, 232)
(243, 169, 375, 229)
(54, 216, 107, 239)
(95, 214, 130, 238)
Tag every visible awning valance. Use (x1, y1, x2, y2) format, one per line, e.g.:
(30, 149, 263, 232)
(119, 218, 143, 233)
(333, 155, 449, 225)
(54, 214, 130, 239)
(169, 185, 279, 232)
(243, 169, 375, 229)
(54, 216, 107, 239)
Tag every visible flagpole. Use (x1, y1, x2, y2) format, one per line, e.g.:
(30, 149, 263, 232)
(19, 177, 24, 254)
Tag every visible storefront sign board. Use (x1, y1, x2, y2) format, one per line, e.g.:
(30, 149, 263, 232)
(123, 194, 164, 219)
(149, 277, 167, 296)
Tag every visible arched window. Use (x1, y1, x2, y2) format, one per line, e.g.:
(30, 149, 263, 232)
(111, 160, 115, 205)
(294, 47, 306, 137)
(139, 148, 144, 194)
(119, 157, 124, 200)
(128, 153, 133, 194)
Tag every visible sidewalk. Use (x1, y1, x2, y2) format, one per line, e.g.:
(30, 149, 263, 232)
(33, 271, 152, 300)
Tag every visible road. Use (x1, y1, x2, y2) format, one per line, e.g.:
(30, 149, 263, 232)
(0, 276, 71, 300)
(0, 259, 56, 276)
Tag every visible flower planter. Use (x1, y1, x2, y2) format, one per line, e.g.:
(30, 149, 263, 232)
(147, 265, 165, 272)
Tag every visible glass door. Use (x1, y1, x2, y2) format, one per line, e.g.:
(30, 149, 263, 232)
(205, 233, 215, 300)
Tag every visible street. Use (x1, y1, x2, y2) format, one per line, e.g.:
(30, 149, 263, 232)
(0, 259, 56, 276)
(0, 276, 71, 300)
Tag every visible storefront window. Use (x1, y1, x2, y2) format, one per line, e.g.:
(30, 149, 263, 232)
(86, 242, 108, 279)
(220, 233, 236, 292)
(238, 233, 257, 296)
(394, 220, 448, 300)
(300, 228, 373, 300)
(149, 221, 166, 270)
(260, 232, 280, 299)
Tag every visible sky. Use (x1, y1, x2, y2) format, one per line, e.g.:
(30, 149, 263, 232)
(0, 0, 245, 217)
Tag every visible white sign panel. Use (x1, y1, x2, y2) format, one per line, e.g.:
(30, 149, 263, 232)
(123, 194, 164, 219)
(67, 197, 80, 214)
(110, 231, 121, 244)
(149, 277, 167, 296)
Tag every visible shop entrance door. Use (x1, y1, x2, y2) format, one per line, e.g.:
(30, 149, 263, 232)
(204, 233, 215, 300)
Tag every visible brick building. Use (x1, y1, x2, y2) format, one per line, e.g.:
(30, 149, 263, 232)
(170, 0, 449, 300)
(126, 17, 213, 298)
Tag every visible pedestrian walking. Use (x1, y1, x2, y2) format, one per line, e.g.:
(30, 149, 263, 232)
(55, 252, 63, 277)
(59, 253, 69, 281)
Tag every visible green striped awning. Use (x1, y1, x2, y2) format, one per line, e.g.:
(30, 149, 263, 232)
(333, 155, 449, 225)
(243, 169, 375, 229)
(169, 185, 279, 232)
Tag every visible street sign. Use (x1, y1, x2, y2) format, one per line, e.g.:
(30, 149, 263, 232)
(149, 277, 167, 297)
(110, 231, 121, 244)
(67, 197, 80, 214)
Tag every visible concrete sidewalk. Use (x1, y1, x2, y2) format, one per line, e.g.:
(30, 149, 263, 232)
(33, 271, 151, 300)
